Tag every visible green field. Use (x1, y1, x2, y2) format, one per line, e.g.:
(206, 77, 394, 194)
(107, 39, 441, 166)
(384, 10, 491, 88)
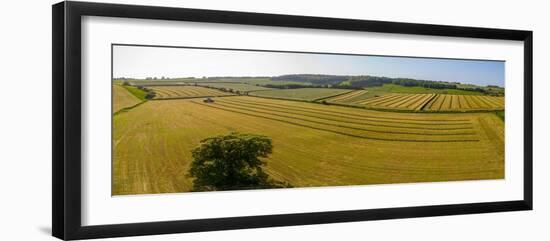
(249, 88, 352, 101)
(123, 77, 311, 87)
(196, 82, 271, 92)
(113, 95, 504, 195)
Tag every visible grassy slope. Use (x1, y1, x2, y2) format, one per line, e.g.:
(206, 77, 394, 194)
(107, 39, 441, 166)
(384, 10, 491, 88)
(113, 85, 142, 113)
(113, 96, 504, 195)
(122, 85, 148, 101)
(249, 88, 350, 101)
(495, 111, 505, 121)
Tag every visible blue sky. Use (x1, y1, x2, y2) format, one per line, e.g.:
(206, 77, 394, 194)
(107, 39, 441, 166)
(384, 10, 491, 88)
(114, 45, 505, 87)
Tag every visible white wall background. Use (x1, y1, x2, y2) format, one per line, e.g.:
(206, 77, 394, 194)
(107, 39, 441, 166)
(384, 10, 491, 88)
(0, 0, 547, 240)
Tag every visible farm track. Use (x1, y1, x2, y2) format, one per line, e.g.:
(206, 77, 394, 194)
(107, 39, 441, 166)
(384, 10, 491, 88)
(219, 99, 475, 132)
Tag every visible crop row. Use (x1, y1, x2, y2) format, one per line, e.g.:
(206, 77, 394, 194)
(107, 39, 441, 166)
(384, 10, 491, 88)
(328, 92, 504, 112)
(326, 90, 368, 102)
(228, 98, 472, 123)
(423, 95, 504, 111)
(192, 98, 480, 142)
(350, 93, 435, 111)
(222, 99, 473, 130)
(148, 86, 232, 99)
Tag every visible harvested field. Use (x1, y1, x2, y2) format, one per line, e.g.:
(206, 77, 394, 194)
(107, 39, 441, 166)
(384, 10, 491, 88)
(113, 85, 142, 113)
(113, 96, 504, 195)
(352, 93, 436, 111)
(423, 94, 504, 111)
(328, 92, 503, 112)
(148, 86, 233, 99)
(249, 88, 351, 101)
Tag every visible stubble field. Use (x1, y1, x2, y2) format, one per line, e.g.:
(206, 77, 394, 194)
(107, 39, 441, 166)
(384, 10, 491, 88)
(148, 86, 233, 99)
(327, 90, 504, 111)
(113, 85, 142, 113)
(112, 95, 504, 195)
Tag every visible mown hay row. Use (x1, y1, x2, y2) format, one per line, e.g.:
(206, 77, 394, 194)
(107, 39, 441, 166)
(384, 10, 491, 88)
(214, 101, 476, 136)
(150, 88, 176, 98)
(362, 94, 406, 106)
(403, 94, 429, 109)
(383, 94, 420, 108)
(458, 95, 472, 109)
(424, 94, 444, 111)
(394, 94, 427, 109)
(452, 95, 462, 109)
(193, 101, 479, 143)
(226, 98, 472, 124)
(354, 94, 398, 105)
(420, 94, 504, 111)
(440, 94, 453, 110)
(220, 99, 474, 131)
(328, 90, 365, 102)
(414, 94, 436, 111)
(150, 86, 230, 99)
(478, 96, 504, 108)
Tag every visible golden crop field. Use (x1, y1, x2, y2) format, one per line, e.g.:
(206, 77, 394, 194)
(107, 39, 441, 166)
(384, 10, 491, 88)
(148, 86, 233, 99)
(423, 94, 505, 111)
(112, 96, 504, 195)
(329, 93, 435, 111)
(113, 85, 142, 113)
(328, 92, 504, 112)
(326, 90, 370, 102)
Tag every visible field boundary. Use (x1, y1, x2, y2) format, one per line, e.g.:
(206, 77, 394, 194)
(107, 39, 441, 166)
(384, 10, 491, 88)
(151, 95, 238, 101)
(113, 100, 147, 116)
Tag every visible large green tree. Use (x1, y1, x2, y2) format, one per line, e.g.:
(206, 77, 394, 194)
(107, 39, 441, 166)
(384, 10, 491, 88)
(188, 133, 288, 191)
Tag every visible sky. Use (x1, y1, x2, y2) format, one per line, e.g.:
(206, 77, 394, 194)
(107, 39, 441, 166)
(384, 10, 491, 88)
(113, 45, 505, 87)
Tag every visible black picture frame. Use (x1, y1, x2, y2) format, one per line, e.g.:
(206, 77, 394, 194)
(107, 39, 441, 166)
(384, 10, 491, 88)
(52, 1, 533, 240)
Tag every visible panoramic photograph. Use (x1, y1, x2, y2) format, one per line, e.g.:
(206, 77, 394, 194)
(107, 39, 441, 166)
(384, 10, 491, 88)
(112, 44, 505, 196)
